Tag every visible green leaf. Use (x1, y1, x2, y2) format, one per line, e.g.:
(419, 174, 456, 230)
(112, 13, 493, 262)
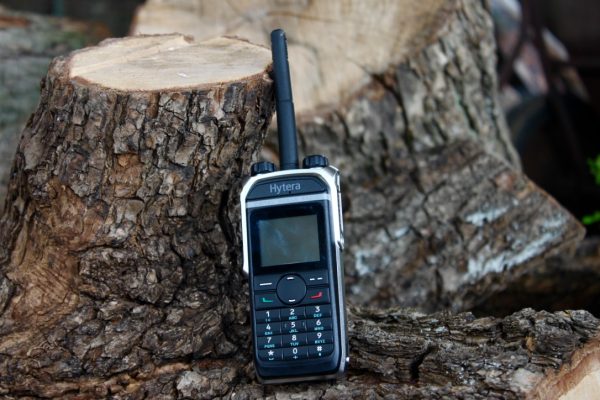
(582, 211, 600, 225)
(588, 155, 600, 185)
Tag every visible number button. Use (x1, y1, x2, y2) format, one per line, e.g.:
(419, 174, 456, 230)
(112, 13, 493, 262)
(283, 346, 308, 361)
(258, 348, 283, 361)
(256, 309, 280, 323)
(256, 322, 281, 336)
(308, 344, 333, 358)
(281, 307, 305, 321)
(307, 331, 333, 345)
(282, 333, 307, 347)
(282, 320, 306, 334)
(257, 335, 282, 350)
(306, 318, 332, 332)
(306, 305, 331, 319)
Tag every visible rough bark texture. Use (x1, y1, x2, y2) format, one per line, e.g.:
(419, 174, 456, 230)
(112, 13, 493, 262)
(0, 6, 107, 212)
(473, 237, 600, 318)
(342, 140, 585, 312)
(0, 36, 274, 398)
(293, 0, 520, 182)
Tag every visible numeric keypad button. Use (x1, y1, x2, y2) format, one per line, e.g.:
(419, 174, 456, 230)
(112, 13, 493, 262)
(258, 348, 283, 361)
(283, 346, 308, 361)
(307, 331, 333, 345)
(280, 307, 305, 321)
(306, 305, 331, 319)
(308, 344, 333, 358)
(256, 309, 280, 323)
(282, 320, 306, 334)
(282, 333, 307, 347)
(306, 318, 332, 332)
(256, 322, 281, 336)
(257, 335, 282, 350)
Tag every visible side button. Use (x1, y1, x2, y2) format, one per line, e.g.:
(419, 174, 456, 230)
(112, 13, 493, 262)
(255, 294, 284, 310)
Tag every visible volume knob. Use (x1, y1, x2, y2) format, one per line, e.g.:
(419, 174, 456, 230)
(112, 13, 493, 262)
(251, 161, 276, 176)
(302, 155, 329, 169)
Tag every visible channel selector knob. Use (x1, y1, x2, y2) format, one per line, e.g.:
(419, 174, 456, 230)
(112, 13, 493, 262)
(302, 155, 329, 168)
(251, 161, 276, 176)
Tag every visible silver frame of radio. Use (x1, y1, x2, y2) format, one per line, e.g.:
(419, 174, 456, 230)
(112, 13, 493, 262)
(239, 165, 348, 383)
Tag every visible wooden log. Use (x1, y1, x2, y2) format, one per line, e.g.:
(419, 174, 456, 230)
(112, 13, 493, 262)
(131, 0, 521, 170)
(0, 34, 597, 399)
(0, 34, 274, 395)
(0, 6, 107, 213)
(344, 140, 585, 312)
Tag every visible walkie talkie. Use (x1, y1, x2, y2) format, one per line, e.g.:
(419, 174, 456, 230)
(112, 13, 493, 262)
(240, 29, 348, 384)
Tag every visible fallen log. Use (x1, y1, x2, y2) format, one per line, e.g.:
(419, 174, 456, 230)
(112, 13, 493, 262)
(0, 5, 107, 212)
(344, 140, 585, 312)
(0, 34, 597, 399)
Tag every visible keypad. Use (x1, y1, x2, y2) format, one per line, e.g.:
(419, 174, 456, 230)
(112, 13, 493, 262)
(253, 272, 335, 362)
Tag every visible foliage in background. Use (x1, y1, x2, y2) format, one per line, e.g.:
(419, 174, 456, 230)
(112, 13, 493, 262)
(583, 155, 600, 225)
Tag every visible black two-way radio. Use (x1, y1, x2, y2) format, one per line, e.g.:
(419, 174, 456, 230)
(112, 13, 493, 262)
(240, 29, 348, 384)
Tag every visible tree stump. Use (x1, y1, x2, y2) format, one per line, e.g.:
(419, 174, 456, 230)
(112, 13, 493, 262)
(0, 33, 598, 399)
(0, 34, 274, 396)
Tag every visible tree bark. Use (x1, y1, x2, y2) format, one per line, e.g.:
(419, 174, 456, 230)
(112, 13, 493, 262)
(343, 139, 585, 312)
(0, 33, 597, 399)
(0, 6, 108, 213)
(0, 34, 274, 397)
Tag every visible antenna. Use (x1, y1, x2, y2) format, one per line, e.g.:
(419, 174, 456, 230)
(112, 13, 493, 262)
(271, 29, 299, 170)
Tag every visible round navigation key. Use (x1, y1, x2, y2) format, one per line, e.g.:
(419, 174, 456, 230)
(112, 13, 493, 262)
(277, 275, 307, 305)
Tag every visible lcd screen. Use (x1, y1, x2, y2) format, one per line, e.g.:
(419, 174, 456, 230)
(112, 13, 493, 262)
(258, 214, 320, 267)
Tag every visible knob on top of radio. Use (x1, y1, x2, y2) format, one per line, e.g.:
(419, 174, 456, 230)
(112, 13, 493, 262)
(302, 155, 329, 169)
(251, 161, 276, 176)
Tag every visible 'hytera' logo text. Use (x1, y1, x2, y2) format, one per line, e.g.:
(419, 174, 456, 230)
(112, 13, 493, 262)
(270, 182, 301, 195)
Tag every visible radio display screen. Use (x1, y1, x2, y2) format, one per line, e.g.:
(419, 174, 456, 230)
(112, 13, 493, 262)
(258, 214, 320, 267)
(250, 202, 327, 269)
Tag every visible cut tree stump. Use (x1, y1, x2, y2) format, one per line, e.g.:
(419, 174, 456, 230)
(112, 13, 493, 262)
(0, 34, 274, 396)
(0, 34, 598, 399)
(132, 0, 521, 170)
(0, 6, 108, 213)
(129, 0, 597, 315)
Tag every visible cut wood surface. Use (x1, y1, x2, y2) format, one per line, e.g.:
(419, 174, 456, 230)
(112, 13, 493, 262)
(0, 6, 107, 213)
(132, 0, 520, 169)
(132, 0, 451, 113)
